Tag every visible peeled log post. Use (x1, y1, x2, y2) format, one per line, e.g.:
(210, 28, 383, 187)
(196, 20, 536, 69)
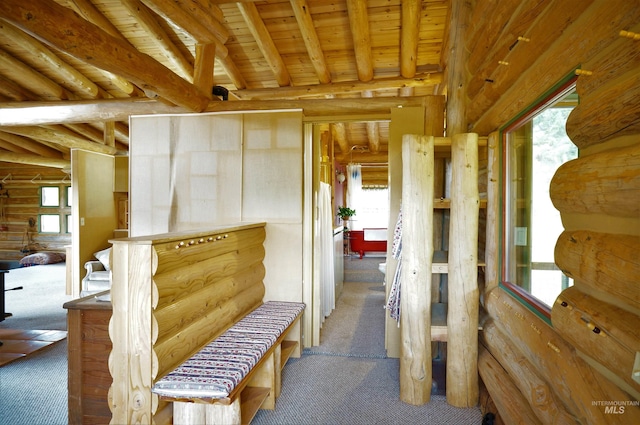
(400, 134, 434, 405)
(552, 286, 640, 398)
(481, 321, 579, 424)
(550, 143, 640, 218)
(555, 230, 640, 308)
(447, 133, 479, 407)
(478, 346, 542, 425)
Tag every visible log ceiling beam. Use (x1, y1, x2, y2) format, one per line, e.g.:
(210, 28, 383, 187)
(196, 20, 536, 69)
(142, 0, 229, 44)
(0, 20, 102, 99)
(67, 0, 123, 39)
(0, 96, 439, 125)
(346, 0, 373, 82)
(0, 74, 37, 101)
(401, 0, 422, 78)
(233, 72, 443, 100)
(64, 0, 139, 96)
(0, 0, 211, 112)
(217, 52, 248, 90)
(194, 44, 216, 98)
(121, 0, 194, 82)
(113, 122, 130, 145)
(0, 48, 73, 101)
(0, 151, 70, 168)
(0, 131, 64, 157)
(0, 138, 33, 155)
(331, 123, 350, 162)
(103, 121, 115, 148)
(237, 2, 291, 87)
(164, 5, 245, 90)
(63, 123, 106, 145)
(2, 125, 118, 155)
(362, 90, 380, 153)
(289, 0, 331, 84)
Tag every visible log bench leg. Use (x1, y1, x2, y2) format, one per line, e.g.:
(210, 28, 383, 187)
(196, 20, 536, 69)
(285, 320, 302, 358)
(275, 343, 282, 398)
(247, 351, 276, 410)
(173, 399, 242, 425)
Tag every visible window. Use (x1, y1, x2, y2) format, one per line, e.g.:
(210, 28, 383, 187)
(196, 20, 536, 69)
(355, 187, 389, 229)
(38, 185, 71, 234)
(40, 214, 61, 233)
(502, 79, 578, 316)
(41, 186, 60, 206)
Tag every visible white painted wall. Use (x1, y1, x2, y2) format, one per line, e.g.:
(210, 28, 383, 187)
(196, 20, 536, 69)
(128, 109, 305, 310)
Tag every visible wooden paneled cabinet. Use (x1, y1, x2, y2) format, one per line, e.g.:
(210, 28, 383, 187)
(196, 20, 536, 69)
(63, 293, 112, 425)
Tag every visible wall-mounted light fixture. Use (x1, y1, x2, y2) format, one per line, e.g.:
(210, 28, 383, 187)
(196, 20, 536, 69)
(336, 170, 346, 184)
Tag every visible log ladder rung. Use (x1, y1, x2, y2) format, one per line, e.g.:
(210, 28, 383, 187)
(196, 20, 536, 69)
(430, 302, 485, 342)
(431, 250, 485, 274)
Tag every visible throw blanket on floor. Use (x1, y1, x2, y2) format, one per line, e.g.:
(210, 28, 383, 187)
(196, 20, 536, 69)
(384, 207, 402, 325)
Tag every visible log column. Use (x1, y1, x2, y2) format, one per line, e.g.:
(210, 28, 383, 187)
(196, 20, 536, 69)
(400, 134, 434, 405)
(447, 133, 479, 407)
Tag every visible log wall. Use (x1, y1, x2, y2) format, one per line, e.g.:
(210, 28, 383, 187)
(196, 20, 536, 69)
(474, 1, 640, 422)
(0, 163, 70, 259)
(108, 223, 267, 424)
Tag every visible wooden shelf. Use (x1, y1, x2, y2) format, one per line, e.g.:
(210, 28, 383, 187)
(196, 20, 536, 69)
(431, 250, 486, 274)
(431, 302, 448, 342)
(430, 303, 486, 342)
(240, 386, 271, 425)
(434, 198, 488, 209)
(280, 340, 298, 370)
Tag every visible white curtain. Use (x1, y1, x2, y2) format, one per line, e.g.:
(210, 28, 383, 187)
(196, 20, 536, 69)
(317, 182, 335, 319)
(346, 163, 363, 230)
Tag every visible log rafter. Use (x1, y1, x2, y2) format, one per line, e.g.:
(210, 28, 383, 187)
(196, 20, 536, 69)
(64, 0, 140, 96)
(0, 0, 211, 112)
(400, 0, 422, 78)
(0, 48, 73, 101)
(3, 125, 118, 155)
(346, 0, 373, 82)
(121, 0, 194, 82)
(0, 131, 64, 158)
(0, 20, 102, 99)
(362, 90, 380, 153)
(237, 2, 291, 87)
(289, 0, 331, 84)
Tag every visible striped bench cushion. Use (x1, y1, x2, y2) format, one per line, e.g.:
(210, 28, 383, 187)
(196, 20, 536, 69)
(152, 301, 304, 400)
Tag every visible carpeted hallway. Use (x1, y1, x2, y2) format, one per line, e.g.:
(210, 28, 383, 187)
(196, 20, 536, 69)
(253, 256, 482, 424)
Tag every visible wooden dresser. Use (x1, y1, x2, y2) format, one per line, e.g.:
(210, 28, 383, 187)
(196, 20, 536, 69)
(63, 293, 112, 425)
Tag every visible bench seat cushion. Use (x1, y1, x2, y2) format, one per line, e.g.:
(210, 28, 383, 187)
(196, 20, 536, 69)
(152, 301, 305, 401)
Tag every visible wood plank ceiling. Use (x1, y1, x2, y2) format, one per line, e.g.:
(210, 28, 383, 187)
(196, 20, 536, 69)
(0, 1, 613, 186)
(0, 0, 452, 186)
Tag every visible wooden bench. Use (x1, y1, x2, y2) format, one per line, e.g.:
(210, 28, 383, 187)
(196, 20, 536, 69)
(108, 223, 306, 424)
(152, 301, 304, 424)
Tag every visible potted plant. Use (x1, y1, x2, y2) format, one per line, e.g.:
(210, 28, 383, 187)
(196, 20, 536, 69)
(337, 206, 356, 221)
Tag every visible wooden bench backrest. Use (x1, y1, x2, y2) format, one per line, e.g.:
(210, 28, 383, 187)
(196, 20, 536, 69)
(108, 222, 266, 424)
